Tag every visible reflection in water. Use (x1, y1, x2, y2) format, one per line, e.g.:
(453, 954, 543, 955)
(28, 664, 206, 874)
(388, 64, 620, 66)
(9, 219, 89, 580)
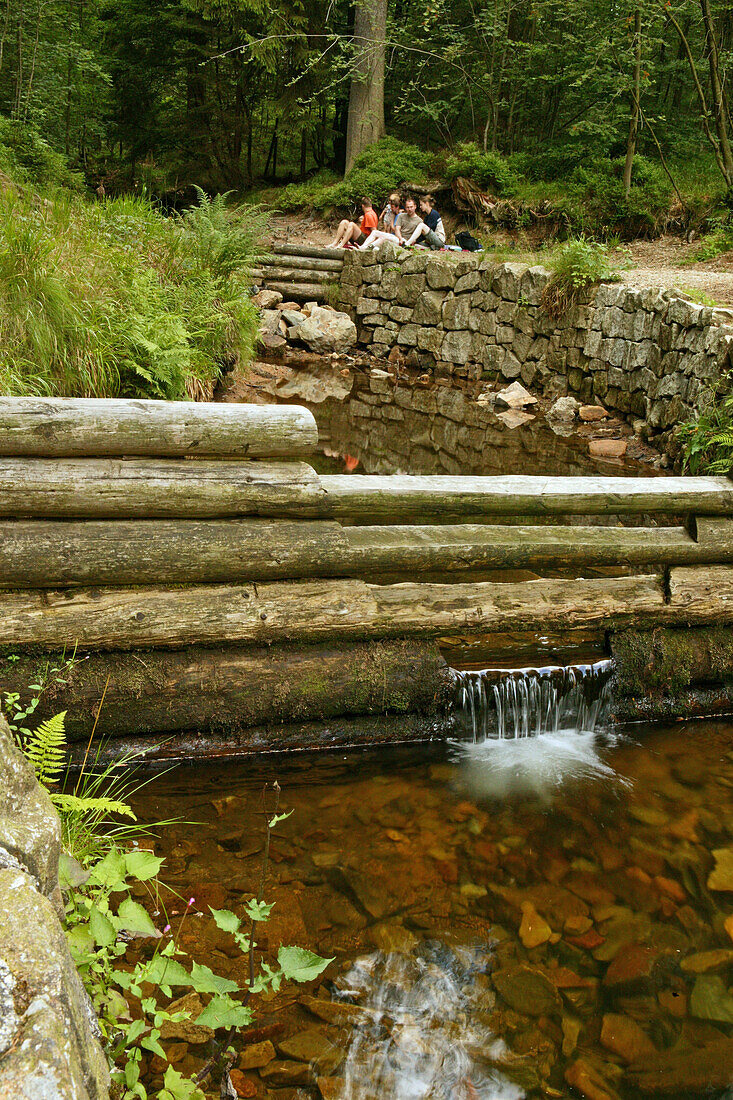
(453, 730, 629, 803)
(338, 945, 524, 1100)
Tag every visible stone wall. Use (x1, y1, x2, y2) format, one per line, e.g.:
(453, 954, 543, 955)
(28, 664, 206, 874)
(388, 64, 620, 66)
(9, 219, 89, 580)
(0, 714, 110, 1099)
(338, 246, 733, 456)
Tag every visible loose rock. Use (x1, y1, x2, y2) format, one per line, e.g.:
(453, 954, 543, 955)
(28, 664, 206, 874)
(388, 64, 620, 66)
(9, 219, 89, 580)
(588, 438, 628, 458)
(297, 307, 357, 354)
(495, 381, 537, 409)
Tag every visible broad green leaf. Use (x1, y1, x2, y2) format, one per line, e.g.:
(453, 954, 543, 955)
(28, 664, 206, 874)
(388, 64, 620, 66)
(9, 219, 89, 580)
(209, 907, 241, 934)
(88, 848, 128, 890)
(189, 961, 239, 995)
(277, 945, 334, 984)
(243, 899, 273, 922)
(195, 994, 253, 1030)
(125, 849, 164, 882)
(161, 1065, 206, 1100)
(117, 898, 160, 938)
(90, 908, 117, 948)
(66, 924, 95, 962)
(141, 1034, 167, 1059)
(144, 955, 192, 989)
(125, 1019, 147, 1046)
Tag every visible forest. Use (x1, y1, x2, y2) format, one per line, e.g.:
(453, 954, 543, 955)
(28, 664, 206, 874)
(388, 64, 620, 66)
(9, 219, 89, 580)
(3, 0, 733, 221)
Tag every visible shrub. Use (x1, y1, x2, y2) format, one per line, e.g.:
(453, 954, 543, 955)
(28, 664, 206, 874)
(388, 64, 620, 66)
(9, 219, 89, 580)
(327, 137, 433, 208)
(0, 188, 263, 400)
(542, 236, 621, 317)
(0, 117, 83, 190)
(687, 216, 733, 263)
(276, 169, 341, 211)
(557, 155, 671, 236)
(443, 142, 519, 195)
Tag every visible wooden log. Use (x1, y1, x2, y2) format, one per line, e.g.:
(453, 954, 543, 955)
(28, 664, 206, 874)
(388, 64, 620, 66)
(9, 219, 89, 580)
(668, 565, 733, 621)
(3, 520, 720, 588)
(0, 574, 672, 651)
(261, 267, 337, 285)
(319, 474, 733, 520)
(272, 243, 345, 260)
(0, 640, 450, 740)
(262, 255, 344, 273)
(0, 398, 317, 457)
(694, 517, 733, 552)
(0, 459, 325, 518)
(341, 523, 725, 571)
(263, 281, 326, 302)
(0, 519, 348, 586)
(611, 626, 733, 695)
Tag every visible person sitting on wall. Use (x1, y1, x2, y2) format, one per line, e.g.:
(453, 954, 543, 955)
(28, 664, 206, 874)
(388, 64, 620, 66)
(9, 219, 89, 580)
(380, 192, 402, 232)
(329, 197, 379, 249)
(360, 196, 424, 250)
(404, 194, 446, 250)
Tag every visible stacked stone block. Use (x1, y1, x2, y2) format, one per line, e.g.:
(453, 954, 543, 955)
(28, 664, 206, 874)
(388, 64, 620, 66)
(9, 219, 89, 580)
(338, 246, 733, 455)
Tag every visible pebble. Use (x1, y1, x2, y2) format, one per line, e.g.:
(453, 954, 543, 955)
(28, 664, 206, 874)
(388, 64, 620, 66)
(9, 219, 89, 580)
(600, 1013, 656, 1062)
(708, 847, 733, 891)
(239, 1040, 276, 1070)
(519, 902, 552, 948)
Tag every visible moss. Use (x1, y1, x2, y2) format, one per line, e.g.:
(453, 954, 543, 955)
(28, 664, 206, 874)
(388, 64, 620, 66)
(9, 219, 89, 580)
(612, 627, 733, 696)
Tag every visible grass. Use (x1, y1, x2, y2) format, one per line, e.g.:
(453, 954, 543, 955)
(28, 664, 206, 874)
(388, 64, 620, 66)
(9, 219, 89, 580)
(0, 186, 265, 400)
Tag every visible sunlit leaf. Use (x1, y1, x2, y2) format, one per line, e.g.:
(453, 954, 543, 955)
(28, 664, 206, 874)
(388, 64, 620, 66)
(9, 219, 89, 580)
(125, 849, 164, 881)
(117, 897, 160, 938)
(277, 945, 334, 983)
(209, 907, 241, 934)
(189, 962, 239, 995)
(195, 994, 253, 1030)
(90, 907, 117, 948)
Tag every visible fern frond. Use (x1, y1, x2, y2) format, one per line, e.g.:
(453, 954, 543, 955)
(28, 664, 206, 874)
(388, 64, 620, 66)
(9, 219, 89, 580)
(24, 711, 67, 787)
(51, 792, 137, 820)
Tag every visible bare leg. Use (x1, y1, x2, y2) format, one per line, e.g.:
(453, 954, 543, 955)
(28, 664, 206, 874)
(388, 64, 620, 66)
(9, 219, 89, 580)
(359, 230, 399, 250)
(329, 219, 352, 248)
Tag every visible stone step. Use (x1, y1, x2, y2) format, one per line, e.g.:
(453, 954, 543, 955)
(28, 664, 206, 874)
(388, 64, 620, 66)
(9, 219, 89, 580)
(264, 280, 327, 303)
(263, 254, 343, 274)
(272, 242, 344, 261)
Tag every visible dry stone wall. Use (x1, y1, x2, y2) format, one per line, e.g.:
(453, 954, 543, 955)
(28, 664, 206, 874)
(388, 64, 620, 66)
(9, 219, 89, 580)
(338, 245, 733, 456)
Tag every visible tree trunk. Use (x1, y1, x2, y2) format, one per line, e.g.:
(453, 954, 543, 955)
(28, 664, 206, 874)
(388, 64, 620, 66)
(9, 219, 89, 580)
(345, 0, 387, 174)
(623, 8, 643, 201)
(700, 0, 733, 191)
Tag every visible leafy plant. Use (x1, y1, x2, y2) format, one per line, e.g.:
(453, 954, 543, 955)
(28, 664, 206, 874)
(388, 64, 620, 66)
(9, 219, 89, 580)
(679, 387, 733, 474)
(443, 142, 519, 195)
(542, 236, 622, 318)
(686, 220, 733, 264)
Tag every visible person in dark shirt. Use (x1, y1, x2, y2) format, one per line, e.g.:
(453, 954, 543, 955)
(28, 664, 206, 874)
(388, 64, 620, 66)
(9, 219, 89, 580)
(404, 195, 446, 249)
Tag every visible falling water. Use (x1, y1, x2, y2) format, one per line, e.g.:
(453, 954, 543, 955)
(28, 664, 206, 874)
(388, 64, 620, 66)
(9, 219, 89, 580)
(454, 660, 614, 742)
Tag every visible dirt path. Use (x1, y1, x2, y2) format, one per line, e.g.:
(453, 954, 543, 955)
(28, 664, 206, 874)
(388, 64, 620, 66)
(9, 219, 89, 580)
(269, 214, 733, 306)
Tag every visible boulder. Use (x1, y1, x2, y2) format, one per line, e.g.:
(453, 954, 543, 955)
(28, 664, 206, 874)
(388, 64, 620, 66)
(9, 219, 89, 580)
(296, 307, 357, 354)
(547, 395, 580, 422)
(0, 715, 60, 896)
(0, 868, 110, 1099)
(495, 381, 537, 409)
(253, 288, 284, 309)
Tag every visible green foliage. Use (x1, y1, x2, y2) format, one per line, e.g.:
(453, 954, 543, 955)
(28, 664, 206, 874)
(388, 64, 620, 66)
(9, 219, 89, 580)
(0, 187, 263, 400)
(0, 119, 83, 191)
(443, 142, 519, 195)
(272, 170, 342, 211)
(542, 236, 621, 318)
(23, 711, 68, 786)
(679, 387, 733, 474)
(687, 217, 733, 264)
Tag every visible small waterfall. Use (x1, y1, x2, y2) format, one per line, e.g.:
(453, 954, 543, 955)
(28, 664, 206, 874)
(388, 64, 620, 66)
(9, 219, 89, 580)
(454, 660, 613, 742)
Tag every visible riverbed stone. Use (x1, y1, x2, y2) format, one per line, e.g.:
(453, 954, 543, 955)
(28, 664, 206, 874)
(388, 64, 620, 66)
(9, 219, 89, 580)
(689, 974, 733, 1023)
(239, 1039, 276, 1069)
(708, 848, 733, 891)
(600, 1013, 656, 1062)
(492, 964, 562, 1016)
(297, 307, 357, 354)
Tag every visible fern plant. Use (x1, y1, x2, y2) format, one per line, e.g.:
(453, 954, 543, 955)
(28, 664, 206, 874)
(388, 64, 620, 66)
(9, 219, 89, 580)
(24, 710, 67, 786)
(679, 388, 733, 474)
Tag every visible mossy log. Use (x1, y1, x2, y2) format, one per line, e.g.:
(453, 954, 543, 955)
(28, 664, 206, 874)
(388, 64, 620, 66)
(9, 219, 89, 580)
(2, 520, 726, 588)
(261, 267, 339, 284)
(319, 474, 733, 521)
(0, 640, 451, 741)
(0, 398, 317, 457)
(611, 625, 733, 696)
(0, 574, 675, 651)
(0, 458, 325, 518)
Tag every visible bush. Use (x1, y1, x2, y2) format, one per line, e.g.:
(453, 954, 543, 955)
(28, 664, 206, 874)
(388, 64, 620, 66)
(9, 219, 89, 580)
(558, 155, 671, 236)
(542, 236, 621, 317)
(275, 169, 341, 211)
(0, 188, 263, 400)
(0, 117, 83, 191)
(443, 142, 519, 195)
(687, 216, 733, 263)
(327, 137, 433, 208)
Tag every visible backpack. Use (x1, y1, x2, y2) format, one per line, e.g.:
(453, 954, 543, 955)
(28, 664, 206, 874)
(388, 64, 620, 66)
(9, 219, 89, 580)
(455, 231, 481, 251)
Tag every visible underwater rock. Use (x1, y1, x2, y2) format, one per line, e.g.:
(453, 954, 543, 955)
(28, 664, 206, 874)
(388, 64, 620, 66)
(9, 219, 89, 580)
(626, 1038, 733, 1093)
(708, 848, 733, 891)
(239, 1039, 276, 1069)
(600, 1013, 656, 1063)
(689, 975, 733, 1024)
(492, 965, 562, 1017)
(565, 1056, 622, 1100)
(519, 902, 552, 948)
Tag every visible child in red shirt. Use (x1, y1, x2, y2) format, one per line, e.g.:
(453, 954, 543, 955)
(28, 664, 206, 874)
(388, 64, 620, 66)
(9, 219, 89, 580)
(329, 198, 378, 248)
